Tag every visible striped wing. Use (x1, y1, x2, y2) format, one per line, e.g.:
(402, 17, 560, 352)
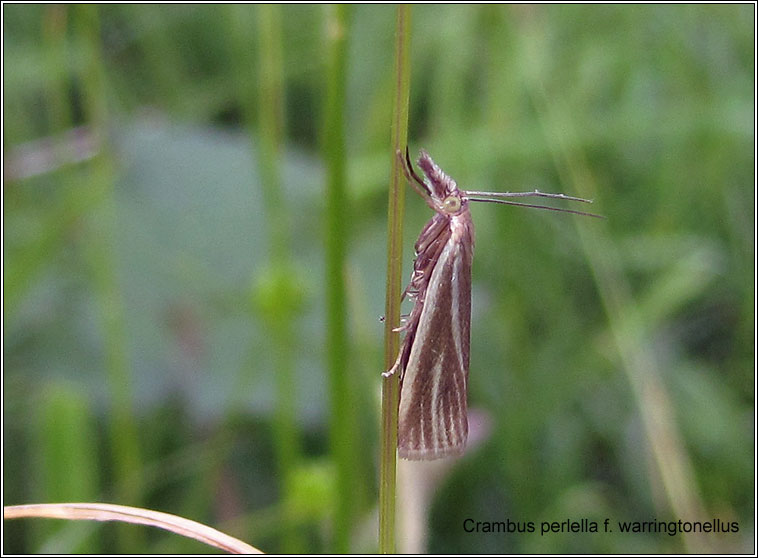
(397, 213, 473, 459)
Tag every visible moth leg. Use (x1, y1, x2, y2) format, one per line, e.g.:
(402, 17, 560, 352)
(392, 315, 409, 332)
(397, 148, 436, 210)
(381, 351, 403, 378)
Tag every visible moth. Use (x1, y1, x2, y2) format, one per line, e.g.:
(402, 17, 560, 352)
(385, 148, 599, 460)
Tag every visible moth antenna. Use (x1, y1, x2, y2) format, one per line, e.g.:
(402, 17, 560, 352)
(466, 197, 605, 218)
(465, 189, 594, 204)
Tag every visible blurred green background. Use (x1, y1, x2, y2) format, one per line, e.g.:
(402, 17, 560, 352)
(3, 4, 753, 554)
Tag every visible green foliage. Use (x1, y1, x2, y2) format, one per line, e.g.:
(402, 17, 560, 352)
(3, 4, 752, 554)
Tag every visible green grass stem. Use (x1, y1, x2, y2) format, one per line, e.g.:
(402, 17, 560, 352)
(380, 5, 411, 554)
(254, 6, 303, 553)
(322, 4, 355, 553)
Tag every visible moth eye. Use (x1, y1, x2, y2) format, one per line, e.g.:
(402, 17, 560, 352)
(443, 195, 462, 213)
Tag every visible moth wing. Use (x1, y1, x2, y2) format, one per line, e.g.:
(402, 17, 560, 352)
(397, 219, 472, 460)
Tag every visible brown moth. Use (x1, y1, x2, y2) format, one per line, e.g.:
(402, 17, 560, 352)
(384, 148, 598, 460)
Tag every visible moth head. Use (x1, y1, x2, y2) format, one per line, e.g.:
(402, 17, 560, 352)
(441, 193, 464, 214)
